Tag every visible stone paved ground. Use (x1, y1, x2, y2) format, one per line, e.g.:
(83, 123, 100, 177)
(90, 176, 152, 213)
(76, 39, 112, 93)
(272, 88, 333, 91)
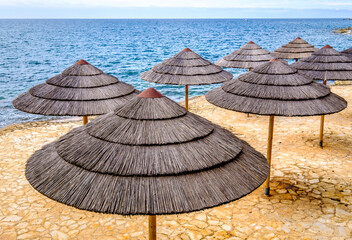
(0, 85, 351, 240)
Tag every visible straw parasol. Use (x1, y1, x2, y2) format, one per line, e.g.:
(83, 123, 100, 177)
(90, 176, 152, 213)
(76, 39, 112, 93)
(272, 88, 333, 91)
(206, 59, 347, 196)
(272, 37, 318, 61)
(341, 46, 352, 59)
(216, 41, 276, 71)
(140, 48, 233, 110)
(25, 87, 269, 239)
(291, 45, 352, 146)
(291, 45, 352, 81)
(13, 59, 139, 124)
(216, 41, 278, 118)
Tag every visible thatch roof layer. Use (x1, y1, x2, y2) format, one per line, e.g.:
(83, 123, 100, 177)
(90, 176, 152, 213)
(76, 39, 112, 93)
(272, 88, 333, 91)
(291, 45, 352, 81)
(141, 48, 233, 85)
(26, 88, 269, 215)
(11, 92, 137, 116)
(13, 60, 139, 116)
(341, 46, 352, 58)
(29, 82, 134, 101)
(273, 37, 318, 59)
(222, 80, 329, 100)
(56, 126, 242, 176)
(113, 96, 187, 120)
(216, 41, 276, 69)
(206, 59, 347, 116)
(87, 113, 214, 145)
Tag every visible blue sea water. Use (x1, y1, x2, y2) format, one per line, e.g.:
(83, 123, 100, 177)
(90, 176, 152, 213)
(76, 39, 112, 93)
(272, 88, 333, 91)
(0, 18, 351, 128)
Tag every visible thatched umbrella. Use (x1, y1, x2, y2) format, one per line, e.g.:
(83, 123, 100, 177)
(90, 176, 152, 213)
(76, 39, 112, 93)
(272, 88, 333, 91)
(272, 37, 318, 61)
(140, 48, 233, 110)
(291, 45, 352, 146)
(25, 88, 269, 239)
(206, 59, 347, 196)
(292, 45, 352, 81)
(341, 46, 352, 58)
(216, 41, 276, 71)
(216, 41, 278, 117)
(13, 59, 138, 124)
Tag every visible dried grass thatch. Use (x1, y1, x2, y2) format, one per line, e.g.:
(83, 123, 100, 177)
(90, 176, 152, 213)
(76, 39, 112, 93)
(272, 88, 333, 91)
(291, 45, 352, 81)
(273, 37, 318, 59)
(341, 46, 352, 59)
(13, 60, 139, 116)
(25, 88, 269, 215)
(216, 41, 276, 69)
(140, 48, 233, 85)
(206, 59, 347, 116)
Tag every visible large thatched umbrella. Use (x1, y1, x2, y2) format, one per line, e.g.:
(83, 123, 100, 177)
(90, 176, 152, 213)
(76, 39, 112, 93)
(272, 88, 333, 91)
(341, 46, 352, 58)
(25, 88, 269, 239)
(272, 37, 318, 61)
(13, 59, 138, 124)
(206, 59, 347, 196)
(216, 41, 276, 71)
(140, 48, 233, 110)
(291, 45, 352, 146)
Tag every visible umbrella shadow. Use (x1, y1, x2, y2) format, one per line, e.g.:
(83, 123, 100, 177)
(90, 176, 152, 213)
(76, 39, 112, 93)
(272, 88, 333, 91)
(302, 133, 352, 150)
(267, 177, 350, 206)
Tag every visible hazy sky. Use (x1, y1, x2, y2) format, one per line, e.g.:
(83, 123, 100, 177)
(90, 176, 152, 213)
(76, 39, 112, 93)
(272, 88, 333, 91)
(1, 0, 352, 18)
(1, 0, 352, 9)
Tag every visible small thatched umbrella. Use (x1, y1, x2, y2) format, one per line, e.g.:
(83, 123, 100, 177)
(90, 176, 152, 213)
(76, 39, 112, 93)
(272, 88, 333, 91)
(216, 41, 278, 117)
(216, 41, 276, 71)
(13, 59, 138, 124)
(291, 45, 352, 146)
(25, 88, 269, 239)
(272, 37, 318, 61)
(341, 46, 352, 58)
(206, 59, 347, 196)
(292, 45, 352, 81)
(140, 48, 233, 110)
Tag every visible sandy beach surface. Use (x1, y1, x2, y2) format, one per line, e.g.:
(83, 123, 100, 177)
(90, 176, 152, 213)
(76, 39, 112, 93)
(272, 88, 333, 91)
(0, 85, 351, 240)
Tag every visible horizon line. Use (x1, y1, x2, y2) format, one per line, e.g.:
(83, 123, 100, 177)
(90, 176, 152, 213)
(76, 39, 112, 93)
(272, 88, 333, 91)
(0, 17, 349, 19)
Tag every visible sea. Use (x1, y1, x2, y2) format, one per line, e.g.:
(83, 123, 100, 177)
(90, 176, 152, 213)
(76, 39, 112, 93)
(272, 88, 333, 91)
(0, 18, 351, 128)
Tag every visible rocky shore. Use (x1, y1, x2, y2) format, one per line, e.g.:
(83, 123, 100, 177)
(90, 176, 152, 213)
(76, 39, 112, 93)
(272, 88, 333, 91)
(333, 27, 352, 34)
(0, 85, 351, 239)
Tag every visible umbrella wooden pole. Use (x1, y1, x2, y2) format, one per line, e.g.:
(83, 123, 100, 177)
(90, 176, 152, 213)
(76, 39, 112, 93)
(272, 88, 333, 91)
(319, 115, 325, 147)
(319, 78, 327, 147)
(185, 85, 189, 111)
(264, 115, 275, 196)
(83, 116, 88, 125)
(149, 215, 156, 240)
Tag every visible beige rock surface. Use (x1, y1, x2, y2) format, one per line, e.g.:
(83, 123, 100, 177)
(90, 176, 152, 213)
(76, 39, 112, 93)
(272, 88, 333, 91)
(0, 85, 351, 239)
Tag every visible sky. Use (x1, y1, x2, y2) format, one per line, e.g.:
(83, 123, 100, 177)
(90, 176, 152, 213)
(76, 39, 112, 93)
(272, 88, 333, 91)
(1, 0, 352, 18)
